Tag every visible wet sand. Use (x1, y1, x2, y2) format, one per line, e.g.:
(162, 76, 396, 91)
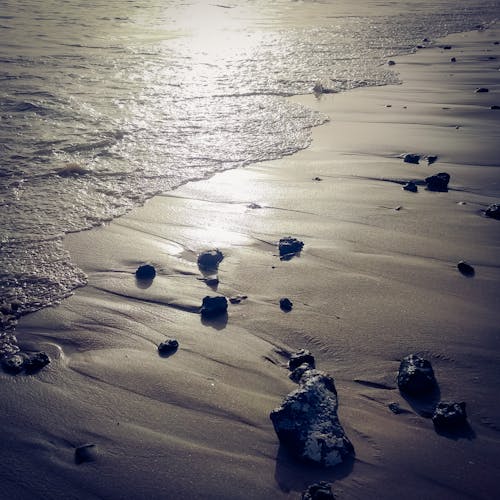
(2, 27, 500, 499)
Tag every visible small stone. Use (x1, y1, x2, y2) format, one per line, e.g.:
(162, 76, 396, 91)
(278, 237, 304, 260)
(425, 172, 450, 192)
(302, 481, 335, 500)
(388, 60, 396, 66)
(403, 153, 420, 164)
(490, 105, 500, 110)
(442, 45, 452, 50)
(313, 177, 323, 181)
(24, 352, 50, 373)
(432, 401, 467, 429)
(427, 155, 438, 165)
(75, 444, 97, 465)
(403, 181, 418, 193)
(397, 354, 437, 396)
(475, 87, 489, 93)
(158, 339, 179, 356)
(279, 297, 293, 312)
(203, 277, 219, 287)
(457, 261, 474, 277)
(388, 402, 404, 414)
(450, 57, 456, 62)
(423, 38, 430, 42)
(135, 264, 156, 280)
(229, 295, 247, 304)
(288, 349, 316, 372)
(484, 204, 500, 219)
(200, 296, 228, 318)
(247, 202, 262, 209)
(1, 354, 25, 374)
(197, 249, 224, 270)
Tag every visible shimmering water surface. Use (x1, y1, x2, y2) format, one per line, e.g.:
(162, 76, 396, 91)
(1, 0, 499, 343)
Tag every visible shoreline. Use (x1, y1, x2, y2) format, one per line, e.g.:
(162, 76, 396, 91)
(2, 25, 500, 499)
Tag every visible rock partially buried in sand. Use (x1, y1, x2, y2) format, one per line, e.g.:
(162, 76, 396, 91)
(403, 153, 420, 164)
(425, 172, 450, 192)
(427, 155, 438, 165)
(432, 401, 467, 429)
(289, 349, 316, 372)
(1, 353, 25, 374)
(475, 87, 489, 93)
(24, 351, 50, 373)
(158, 339, 179, 356)
(75, 444, 97, 465)
(397, 354, 437, 396)
(484, 203, 500, 220)
(403, 181, 418, 193)
(270, 369, 354, 467)
(135, 264, 156, 280)
(278, 237, 304, 260)
(200, 296, 228, 318)
(279, 297, 293, 312)
(302, 481, 335, 500)
(457, 260, 475, 277)
(197, 249, 224, 270)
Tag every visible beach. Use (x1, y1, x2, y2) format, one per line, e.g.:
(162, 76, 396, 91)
(2, 24, 500, 499)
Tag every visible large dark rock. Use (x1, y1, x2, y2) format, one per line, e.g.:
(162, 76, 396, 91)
(200, 296, 228, 318)
(279, 297, 293, 312)
(197, 249, 224, 270)
(432, 401, 467, 429)
(135, 264, 156, 280)
(302, 481, 335, 500)
(425, 172, 450, 192)
(397, 354, 437, 395)
(288, 349, 316, 371)
(158, 339, 179, 356)
(270, 370, 354, 467)
(484, 203, 500, 220)
(279, 237, 304, 260)
(403, 153, 420, 164)
(24, 352, 50, 373)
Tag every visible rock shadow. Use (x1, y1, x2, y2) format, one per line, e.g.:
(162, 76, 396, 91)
(434, 421, 476, 441)
(135, 277, 154, 290)
(200, 312, 228, 330)
(400, 382, 441, 418)
(274, 445, 354, 495)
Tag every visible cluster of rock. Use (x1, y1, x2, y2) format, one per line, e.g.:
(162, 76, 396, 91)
(279, 237, 304, 260)
(397, 354, 468, 430)
(270, 349, 354, 469)
(1, 350, 50, 375)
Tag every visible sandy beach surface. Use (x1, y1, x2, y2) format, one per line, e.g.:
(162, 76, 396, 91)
(2, 26, 500, 499)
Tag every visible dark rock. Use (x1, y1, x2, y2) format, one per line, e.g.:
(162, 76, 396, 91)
(403, 181, 418, 193)
(313, 177, 323, 181)
(491, 105, 500, 110)
(289, 363, 312, 383)
(197, 249, 224, 270)
(484, 203, 500, 219)
(388, 60, 396, 66)
(388, 402, 404, 414)
(442, 45, 452, 50)
(229, 295, 247, 304)
(475, 87, 489, 93)
(24, 352, 50, 373)
(432, 401, 467, 429)
(423, 38, 430, 42)
(1, 354, 25, 374)
(288, 349, 316, 372)
(302, 481, 335, 500)
(457, 261, 475, 277)
(270, 370, 354, 467)
(278, 237, 304, 260)
(403, 153, 420, 164)
(247, 202, 262, 209)
(425, 172, 450, 192)
(75, 444, 97, 465)
(450, 57, 456, 62)
(200, 295, 228, 318)
(397, 354, 437, 396)
(279, 297, 293, 312)
(135, 264, 156, 280)
(158, 339, 179, 356)
(203, 276, 219, 287)
(313, 83, 335, 95)
(427, 155, 438, 165)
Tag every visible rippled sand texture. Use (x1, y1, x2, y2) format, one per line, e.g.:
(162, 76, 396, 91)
(2, 22, 500, 500)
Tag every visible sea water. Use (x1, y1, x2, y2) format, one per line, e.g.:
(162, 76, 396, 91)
(1, 0, 499, 349)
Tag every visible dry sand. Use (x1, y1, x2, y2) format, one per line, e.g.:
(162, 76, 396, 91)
(2, 26, 500, 499)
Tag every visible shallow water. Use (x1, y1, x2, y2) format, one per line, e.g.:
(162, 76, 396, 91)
(1, 0, 499, 345)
